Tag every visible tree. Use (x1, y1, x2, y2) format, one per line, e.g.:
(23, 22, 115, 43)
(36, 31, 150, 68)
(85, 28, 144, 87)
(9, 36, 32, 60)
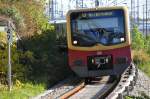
(0, 0, 52, 37)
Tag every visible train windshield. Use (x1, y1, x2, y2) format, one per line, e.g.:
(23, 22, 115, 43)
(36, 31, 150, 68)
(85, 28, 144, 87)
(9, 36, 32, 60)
(71, 10, 125, 46)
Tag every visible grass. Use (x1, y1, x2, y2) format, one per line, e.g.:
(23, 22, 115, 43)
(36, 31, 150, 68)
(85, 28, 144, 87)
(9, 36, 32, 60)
(0, 82, 45, 99)
(132, 50, 150, 77)
(125, 92, 150, 99)
(138, 62, 150, 77)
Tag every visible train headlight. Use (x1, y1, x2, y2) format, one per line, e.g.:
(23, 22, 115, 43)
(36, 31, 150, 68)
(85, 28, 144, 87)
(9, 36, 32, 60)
(105, 58, 109, 63)
(120, 37, 125, 42)
(73, 40, 78, 44)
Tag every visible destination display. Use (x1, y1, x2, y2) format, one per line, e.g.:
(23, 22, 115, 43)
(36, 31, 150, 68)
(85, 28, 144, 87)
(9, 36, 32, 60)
(80, 11, 113, 18)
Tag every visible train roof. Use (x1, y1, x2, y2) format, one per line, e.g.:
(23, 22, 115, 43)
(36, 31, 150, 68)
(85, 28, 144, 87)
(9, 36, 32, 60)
(67, 6, 128, 16)
(49, 20, 66, 24)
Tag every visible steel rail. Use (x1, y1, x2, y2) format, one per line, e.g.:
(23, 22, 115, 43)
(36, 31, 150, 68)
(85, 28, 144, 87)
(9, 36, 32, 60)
(59, 82, 85, 99)
(32, 63, 137, 99)
(60, 63, 137, 99)
(61, 76, 118, 99)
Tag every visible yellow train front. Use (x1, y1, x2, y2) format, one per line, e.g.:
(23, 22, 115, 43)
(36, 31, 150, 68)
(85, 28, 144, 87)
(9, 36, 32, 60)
(66, 6, 131, 77)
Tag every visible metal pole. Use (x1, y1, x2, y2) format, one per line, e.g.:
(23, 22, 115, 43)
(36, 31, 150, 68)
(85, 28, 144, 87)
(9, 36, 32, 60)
(55, 0, 57, 19)
(149, 10, 150, 33)
(95, 0, 99, 7)
(143, 5, 145, 34)
(149, 10, 150, 19)
(137, 0, 139, 26)
(146, 0, 148, 37)
(68, 0, 70, 10)
(8, 21, 12, 91)
(134, 0, 136, 24)
(131, 0, 133, 29)
(60, 0, 63, 17)
(81, 0, 83, 8)
(51, 0, 54, 20)
(49, 0, 50, 18)
(115, 0, 117, 6)
(76, 0, 78, 8)
(8, 41, 11, 91)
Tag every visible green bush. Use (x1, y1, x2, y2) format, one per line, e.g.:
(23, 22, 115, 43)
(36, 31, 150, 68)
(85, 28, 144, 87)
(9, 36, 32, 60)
(144, 36, 150, 54)
(131, 25, 150, 77)
(131, 25, 145, 49)
(0, 43, 27, 84)
(0, 0, 72, 88)
(20, 30, 72, 86)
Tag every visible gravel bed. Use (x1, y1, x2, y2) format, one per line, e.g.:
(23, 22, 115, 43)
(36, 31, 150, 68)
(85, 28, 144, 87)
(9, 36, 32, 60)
(129, 69, 150, 97)
(31, 69, 150, 99)
(43, 86, 74, 99)
(31, 77, 81, 99)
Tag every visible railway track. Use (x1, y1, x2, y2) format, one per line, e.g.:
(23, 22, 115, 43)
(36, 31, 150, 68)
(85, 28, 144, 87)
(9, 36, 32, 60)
(67, 76, 118, 99)
(32, 63, 137, 99)
(58, 63, 137, 99)
(57, 76, 118, 99)
(31, 77, 83, 99)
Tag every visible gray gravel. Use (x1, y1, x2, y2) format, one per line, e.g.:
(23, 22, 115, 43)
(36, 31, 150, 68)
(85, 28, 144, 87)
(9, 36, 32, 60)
(31, 77, 81, 99)
(44, 85, 74, 99)
(129, 69, 150, 97)
(32, 69, 150, 99)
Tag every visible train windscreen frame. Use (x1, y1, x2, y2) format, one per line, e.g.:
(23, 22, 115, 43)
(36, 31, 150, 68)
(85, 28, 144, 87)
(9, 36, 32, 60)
(70, 9, 126, 46)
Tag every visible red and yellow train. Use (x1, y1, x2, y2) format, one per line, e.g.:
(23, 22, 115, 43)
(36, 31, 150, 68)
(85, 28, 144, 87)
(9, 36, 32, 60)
(66, 6, 131, 77)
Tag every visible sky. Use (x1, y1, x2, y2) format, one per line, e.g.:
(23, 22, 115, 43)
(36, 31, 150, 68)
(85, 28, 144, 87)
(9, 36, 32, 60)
(45, 0, 150, 20)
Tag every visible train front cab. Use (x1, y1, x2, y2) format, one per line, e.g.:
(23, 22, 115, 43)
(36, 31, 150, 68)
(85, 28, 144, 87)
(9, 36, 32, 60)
(66, 6, 131, 77)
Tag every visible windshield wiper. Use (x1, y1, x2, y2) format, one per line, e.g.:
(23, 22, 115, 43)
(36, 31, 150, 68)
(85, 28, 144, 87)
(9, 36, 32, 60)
(79, 41, 99, 46)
